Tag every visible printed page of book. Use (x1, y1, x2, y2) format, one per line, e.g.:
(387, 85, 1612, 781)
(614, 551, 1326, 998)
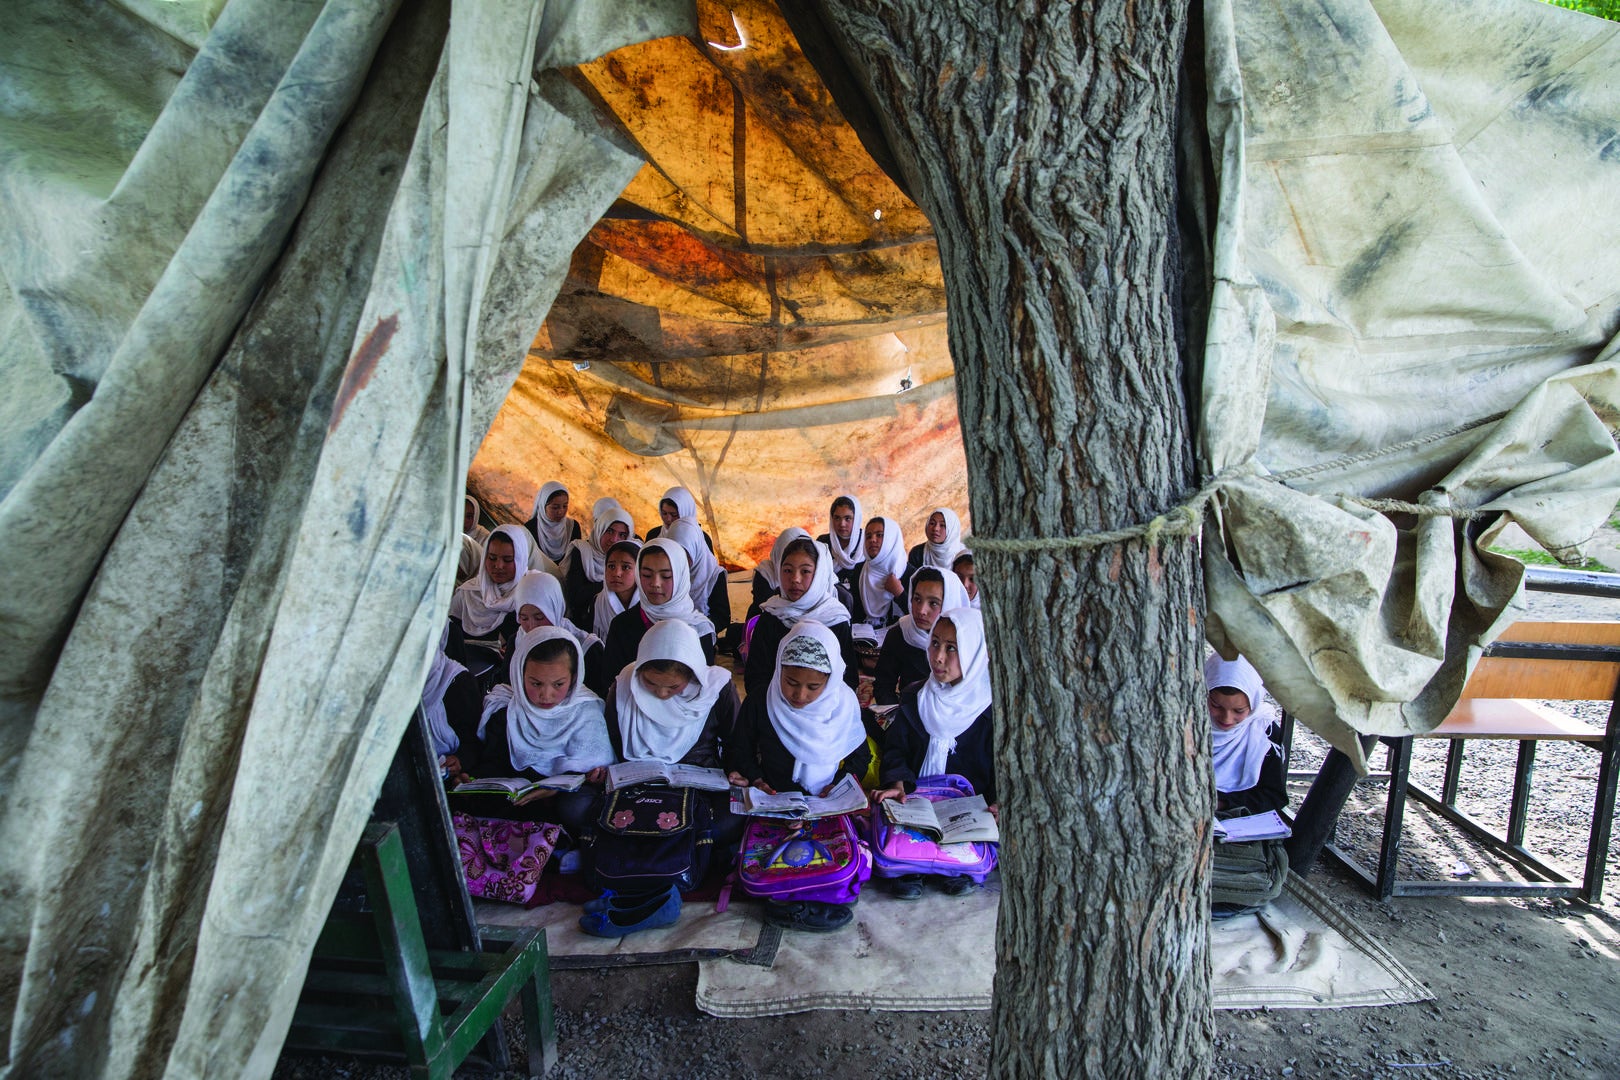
(803, 773, 871, 818)
(665, 764, 731, 791)
(936, 794, 999, 844)
(882, 794, 943, 832)
(605, 760, 671, 791)
(453, 777, 531, 796)
(735, 787, 812, 816)
(1216, 810, 1291, 842)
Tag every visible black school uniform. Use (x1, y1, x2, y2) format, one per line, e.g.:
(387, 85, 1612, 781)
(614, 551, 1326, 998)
(562, 555, 603, 629)
(725, 693, 873, 795)
(815, 533, 862, 593)
(879, 689, 997, 804)
(746, 569, 778, 621)
(602, 605, 718, 685)
(645, 526, 714, 550)
(1216, 723, 1287, 815)
(437, 670, 485, 760)
(742, 613, 859, 698)
(845, 563, 909, 627)
(871, 627, 929, 706)
(454, 708, 601, 833)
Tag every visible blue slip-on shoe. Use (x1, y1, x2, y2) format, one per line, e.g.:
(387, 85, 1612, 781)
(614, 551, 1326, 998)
(578, 885, 681, 937)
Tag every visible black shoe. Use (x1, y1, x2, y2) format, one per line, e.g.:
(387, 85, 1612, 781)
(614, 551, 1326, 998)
(936, 875, 975, 897)
(890, 875, 924, 901)
(764, 900, 853, 932)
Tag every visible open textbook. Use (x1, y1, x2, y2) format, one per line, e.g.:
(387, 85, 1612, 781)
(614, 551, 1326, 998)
(729, 773, 869, 819)
(452, 773, 585, 800)
(882, 793, 999, 844)
(1213, 810, 1292, 842)
(605, 761, 732, 792)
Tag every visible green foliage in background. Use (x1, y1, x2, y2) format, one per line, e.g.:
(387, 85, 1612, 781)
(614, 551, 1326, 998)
(1491, 546, 1615, 573)
(1545, 0, 1620, 21)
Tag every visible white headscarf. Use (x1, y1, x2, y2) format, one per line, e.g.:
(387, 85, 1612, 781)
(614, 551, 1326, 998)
(614, 620, 732, 763)
(511, 570, 600, 655)
(922, 507, 967, 569)
(825, 495, 864, 573)
(916, 607, 994, 779)
(421, 622, 467, 756)
(858, 515, 907, 626)
(463, 495, 490, 546)
(456, 533, 483, 586)
(895, 568, 970, 650)
(762, 538, 851, 628)
(765, 621, 866, 794)
(661, 485, 699, 525)
(638, 538, 716, 638)
(479, 627, 608, 774)
(530, 481, 575, 563)
(592, 539, 643, 640)
(756, 527, 809, 591)
(450, 524, 532, 636)
(1205, 653, 1280, 794)
(567, 504, 633, 584)
(591, 496, 623, 522)
(667, 518, 724, 617)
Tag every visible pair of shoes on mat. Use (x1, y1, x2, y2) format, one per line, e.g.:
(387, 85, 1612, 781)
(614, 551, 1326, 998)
(579, 885, 681, 937)
(890, 874, 924, 901)
(764, 900, 852, 933)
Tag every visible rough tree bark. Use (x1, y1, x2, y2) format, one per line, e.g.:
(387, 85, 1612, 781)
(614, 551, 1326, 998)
(811, 3, 1211, 1076)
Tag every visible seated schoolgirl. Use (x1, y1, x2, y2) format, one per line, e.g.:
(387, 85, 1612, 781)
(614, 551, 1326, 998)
(453, 627, 613, 835)
(604, 618, 745, 851)
(448, 524, 532, 656)
(511, 571, 609, 698)
(524, 481, 581, 570)
(849, 516, 910, 629)
(602, 539, 717, 678)
(871, 568, 968, 706)
(746, 527, 805, 621)
(456, 532, 483, 586)
(815, 495, 863, 594)
(563, 503, 634, 628)
(951, 550, 979, 608)
(726, 621, 871, 932)
(592, 539, 642, 641)
(1206, 653, 1286, 815)
(873, 606, 997, 899)
(907, 507, 967, 572)
(743, 535, 858, 698)
(666, 518, 731, 627)
(463, 495, 490, 546)
(645, 486, 713, 549)
(421, 623, 482, 781)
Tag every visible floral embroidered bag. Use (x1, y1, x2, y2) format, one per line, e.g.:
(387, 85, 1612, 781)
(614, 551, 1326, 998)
(452, 812, 563, 907)
(585, 785, 712, 894)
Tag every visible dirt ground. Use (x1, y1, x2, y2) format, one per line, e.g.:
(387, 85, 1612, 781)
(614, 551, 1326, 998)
(276, 528, 1620, 1080)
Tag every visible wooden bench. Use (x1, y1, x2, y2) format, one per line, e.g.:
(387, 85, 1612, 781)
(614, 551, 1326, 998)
(284, 821, 558, 1079)
(1298, 619, 1620, 902)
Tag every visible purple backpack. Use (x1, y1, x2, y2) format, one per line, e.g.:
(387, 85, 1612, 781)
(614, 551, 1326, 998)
(869, 774, 998, 882)
(736, 812, 871, 905)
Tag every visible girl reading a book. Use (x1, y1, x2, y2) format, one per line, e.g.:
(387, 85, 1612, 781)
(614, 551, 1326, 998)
(592, 539, 641, 641)
(1205, 653, 1287, 815)
(743, 536, 858, 698)
(456, 628, 612, 834)
(421, 622, 481, 781)
(849, 516, 909, 629)
(727, 621, 871, 932)
(816, 495, 863, 593)
(509, 571, 608, 697)
(448, 525, 531, 658)
(602, 539, 717, 678)
(871, 568, 968, 707)
(873, 606, 997, 899)
(562, 502, 633, 627)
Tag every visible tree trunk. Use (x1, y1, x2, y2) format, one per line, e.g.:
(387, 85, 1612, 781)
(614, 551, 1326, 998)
(810, 3, 1211, 1076)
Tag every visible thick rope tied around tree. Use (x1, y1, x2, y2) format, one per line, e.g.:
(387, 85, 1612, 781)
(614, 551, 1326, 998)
(964, 471, 1485, 555)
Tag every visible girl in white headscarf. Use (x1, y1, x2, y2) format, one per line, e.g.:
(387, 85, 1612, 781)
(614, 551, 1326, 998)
(524, 481, 581, 567)
(449, 525, 532, 648)
(908, 507, 967, 571)
(602, 538, 718, 679)
(463, 495, 491, 546)
(952, 550, 980, 609)
(872, 568, 969, 706)
(457, 627, 613, 832)
(1205, 653, 1286, 815)
(852, 516, 909, 628)
(816, 495, 863, 592)
(592, 539, 642, 642)
(747, 526, 809, 620)
(743, 536, 857, 697)
(646, 485, 703, 543)
(874, 606, 998, 899)
(422, 622, 480, 777)
(563, 503, 635, 627)
(510, 571, 608, 697)
(666, 517, 730, 626)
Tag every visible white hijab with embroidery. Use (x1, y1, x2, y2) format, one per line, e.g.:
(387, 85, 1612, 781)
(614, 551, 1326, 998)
(567, 503, 633, 583)
(825, 495, 863, 573)
(638, 538, 715, 638)
(530, 481, 575, 563)
(761, 537, 850, 628)
(916, 607, 993, 779)
(482, 627, 608, 774)
(895, 568, 969, 650)
(922, 507, 967, 569)
(450, 524, 532, 636)
(614, 619, 732, 763)
(765, 621, 866, 794)
(1206, 653, 1279, 794)
(858, 515, 907, 625)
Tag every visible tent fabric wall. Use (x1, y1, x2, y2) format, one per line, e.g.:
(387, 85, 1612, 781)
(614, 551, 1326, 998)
(0, 2, 692, 1077)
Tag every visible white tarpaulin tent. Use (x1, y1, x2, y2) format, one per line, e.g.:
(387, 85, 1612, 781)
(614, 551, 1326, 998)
(0, 0, 1616, 1075)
